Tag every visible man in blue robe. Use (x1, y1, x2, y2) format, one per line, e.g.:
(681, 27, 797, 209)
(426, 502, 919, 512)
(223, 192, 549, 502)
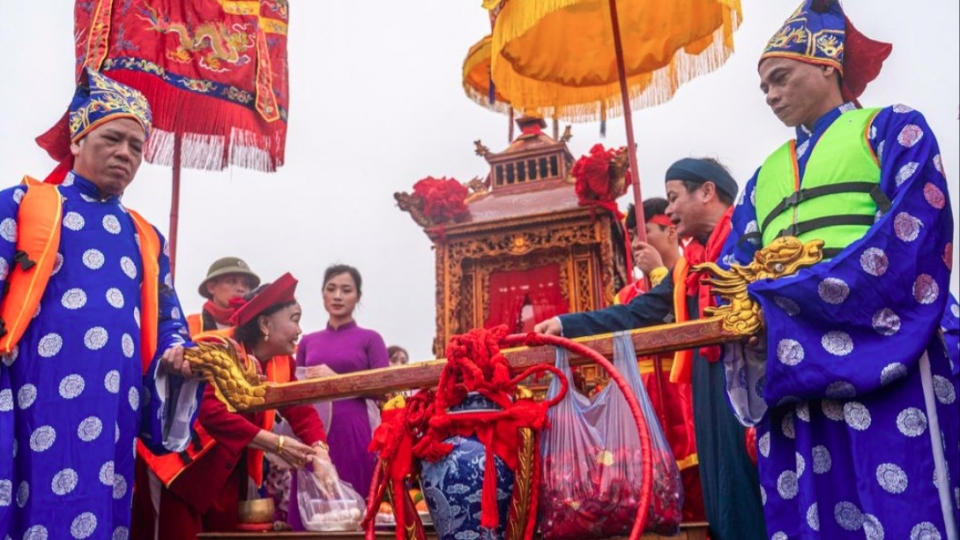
(0, 68, 202, 539)
(720, 1, 960, 538)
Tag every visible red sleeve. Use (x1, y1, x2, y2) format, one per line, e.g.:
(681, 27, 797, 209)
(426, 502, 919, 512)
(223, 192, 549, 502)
(198, 384, 261, 456)
(279, 356, 327, 445)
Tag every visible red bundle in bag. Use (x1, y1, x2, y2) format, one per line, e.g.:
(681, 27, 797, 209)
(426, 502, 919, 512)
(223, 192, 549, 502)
(539, 349, 607, 539)
(539, 333, 683, 540)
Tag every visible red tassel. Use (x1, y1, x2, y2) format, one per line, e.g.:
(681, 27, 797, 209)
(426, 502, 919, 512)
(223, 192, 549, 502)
(42, 157, 75, 185)
(840, 16, 893, 100)
(361, 464, 383, 540)
(480, 427, 499, 530)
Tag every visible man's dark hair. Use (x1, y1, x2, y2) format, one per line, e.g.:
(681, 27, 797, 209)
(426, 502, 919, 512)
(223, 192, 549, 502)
(626, 197, 670, 231)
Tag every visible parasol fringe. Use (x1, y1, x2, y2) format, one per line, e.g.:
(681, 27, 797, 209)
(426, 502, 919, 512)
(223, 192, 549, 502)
(462, 82, 513, 115)
(495, 7, 742, 124)
(462, 34, 513, 113)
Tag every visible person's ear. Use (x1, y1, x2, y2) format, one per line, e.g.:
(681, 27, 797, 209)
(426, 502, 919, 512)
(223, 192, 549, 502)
(257, 315, 272, 339)
(700, 181, 718, 203)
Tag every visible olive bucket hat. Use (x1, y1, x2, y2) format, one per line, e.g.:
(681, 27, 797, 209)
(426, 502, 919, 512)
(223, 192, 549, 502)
(198, 257, 261, 299)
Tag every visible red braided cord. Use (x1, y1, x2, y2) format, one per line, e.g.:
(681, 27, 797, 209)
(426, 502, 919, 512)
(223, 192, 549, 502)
(423, 327, 568, 537)
(502, 332, 654, 540)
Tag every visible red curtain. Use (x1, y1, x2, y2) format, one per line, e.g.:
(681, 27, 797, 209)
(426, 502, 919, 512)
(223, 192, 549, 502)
(484, 264, 568, 332)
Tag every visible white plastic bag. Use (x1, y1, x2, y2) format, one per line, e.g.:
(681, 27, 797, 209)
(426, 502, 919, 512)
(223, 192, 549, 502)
(297, 459, 365, 532)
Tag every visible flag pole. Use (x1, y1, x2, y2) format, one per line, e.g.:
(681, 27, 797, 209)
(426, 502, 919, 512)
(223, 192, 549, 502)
(169, 134, 182, 277)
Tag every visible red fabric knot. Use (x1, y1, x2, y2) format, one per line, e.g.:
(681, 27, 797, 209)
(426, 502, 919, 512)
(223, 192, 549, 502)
(367, 326, 565, 539)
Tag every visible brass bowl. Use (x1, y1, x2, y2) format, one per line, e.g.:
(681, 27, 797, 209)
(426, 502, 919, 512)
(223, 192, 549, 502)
(238, 498, 275, 524)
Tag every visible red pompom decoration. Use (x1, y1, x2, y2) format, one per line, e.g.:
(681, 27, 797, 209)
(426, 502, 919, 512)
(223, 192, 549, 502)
(412, 176, 470, 224)
(571, 144, 629, 208)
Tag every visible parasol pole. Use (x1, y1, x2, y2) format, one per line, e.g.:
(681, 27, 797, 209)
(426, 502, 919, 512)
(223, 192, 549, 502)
(508, 108, 515, 141)
(169, 134, 182, 277)
(609, 0, 667, 415)
(608, 0, 647, 243)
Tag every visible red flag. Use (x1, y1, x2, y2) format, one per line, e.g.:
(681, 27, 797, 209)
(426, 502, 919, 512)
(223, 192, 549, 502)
(42, 0, 289, 171)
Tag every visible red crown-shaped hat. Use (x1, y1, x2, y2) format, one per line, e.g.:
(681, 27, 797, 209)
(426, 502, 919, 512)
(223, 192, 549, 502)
(230, 272, 298, 327)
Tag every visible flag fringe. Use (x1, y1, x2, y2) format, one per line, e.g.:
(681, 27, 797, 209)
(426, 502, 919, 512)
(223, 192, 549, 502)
(107, 69, 286, 172)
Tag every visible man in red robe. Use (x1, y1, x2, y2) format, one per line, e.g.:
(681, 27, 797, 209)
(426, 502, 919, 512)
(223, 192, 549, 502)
(537, 157, 765, 540)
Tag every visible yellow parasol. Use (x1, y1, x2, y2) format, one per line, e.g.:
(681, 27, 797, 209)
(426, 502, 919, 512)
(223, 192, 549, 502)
(492, 0, 741, 120)
(489, 0, 742, 233)
(464, 34, 568, 141)
(462, 35, 512, 114)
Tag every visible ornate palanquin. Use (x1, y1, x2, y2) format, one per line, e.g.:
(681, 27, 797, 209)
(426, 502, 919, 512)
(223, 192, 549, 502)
(396, 117, 631, 390)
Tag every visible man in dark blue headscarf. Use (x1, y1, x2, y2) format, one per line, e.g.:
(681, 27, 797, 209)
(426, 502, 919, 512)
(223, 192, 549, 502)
(537, 156, 768, 540)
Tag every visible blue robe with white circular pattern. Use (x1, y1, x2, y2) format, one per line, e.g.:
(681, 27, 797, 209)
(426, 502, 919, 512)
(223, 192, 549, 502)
(0, 172, 199, 540)
(721, 103, 960, 540)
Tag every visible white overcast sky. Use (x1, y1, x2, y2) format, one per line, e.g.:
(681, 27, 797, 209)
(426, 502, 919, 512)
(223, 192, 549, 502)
(1, 1, 957, 362)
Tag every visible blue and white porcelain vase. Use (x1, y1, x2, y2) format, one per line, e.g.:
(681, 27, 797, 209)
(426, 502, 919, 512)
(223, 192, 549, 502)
(420, 393, 515, 540)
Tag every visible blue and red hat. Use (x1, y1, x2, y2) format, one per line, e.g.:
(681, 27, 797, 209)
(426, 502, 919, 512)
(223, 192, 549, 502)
(68, 67, 152, 143)
(761, 0, 892, 101)
(37, 67, 152, 165)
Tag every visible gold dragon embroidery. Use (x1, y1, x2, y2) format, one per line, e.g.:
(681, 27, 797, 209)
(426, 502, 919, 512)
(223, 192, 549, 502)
(766, 26, 809, 50)
(139, 2, 255, 73)
(816, 33, 844, 60)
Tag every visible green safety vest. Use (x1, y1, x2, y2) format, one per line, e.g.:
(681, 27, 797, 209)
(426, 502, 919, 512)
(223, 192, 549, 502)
(747, 107, 891, 259)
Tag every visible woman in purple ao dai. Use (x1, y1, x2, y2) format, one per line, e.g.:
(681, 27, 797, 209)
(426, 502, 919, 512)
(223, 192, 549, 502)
(296, 265, 389, 501)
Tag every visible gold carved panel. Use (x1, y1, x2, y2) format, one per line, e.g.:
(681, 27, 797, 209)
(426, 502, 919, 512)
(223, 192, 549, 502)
(433, 217, 628, 355)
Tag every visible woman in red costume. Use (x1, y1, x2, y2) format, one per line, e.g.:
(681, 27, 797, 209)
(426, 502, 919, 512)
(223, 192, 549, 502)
(133, 273, 334, 538)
